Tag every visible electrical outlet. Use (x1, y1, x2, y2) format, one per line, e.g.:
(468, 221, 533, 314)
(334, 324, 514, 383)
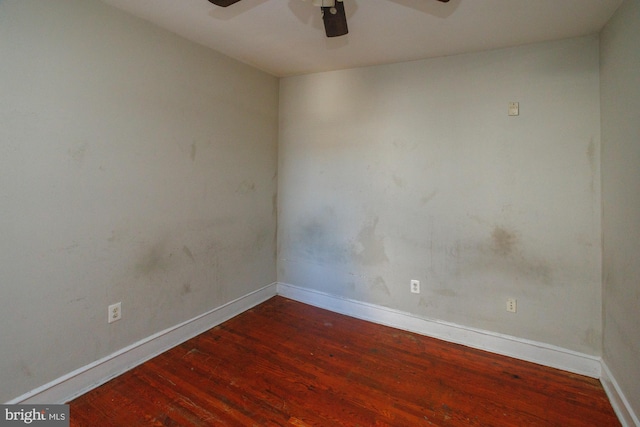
(410, 280, 420, 294)
(108, 302, 122, 323)
(506, 298, 517, 313)
(508, 102, 519, 116)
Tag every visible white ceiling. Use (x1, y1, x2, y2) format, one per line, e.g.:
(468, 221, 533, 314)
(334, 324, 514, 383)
(100, 0, 623, 77)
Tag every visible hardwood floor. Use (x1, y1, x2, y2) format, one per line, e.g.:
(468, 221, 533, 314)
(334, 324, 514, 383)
(69, 296, 620, 426)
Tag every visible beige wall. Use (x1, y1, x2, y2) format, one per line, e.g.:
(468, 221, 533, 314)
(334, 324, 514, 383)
(601, 0, 640, 419)
(279, 35, 602, 355)
(0, 0, 278, 402)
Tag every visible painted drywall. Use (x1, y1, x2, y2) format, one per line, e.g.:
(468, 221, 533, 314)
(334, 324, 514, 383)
(601, 0, 640, 418)
(278, 35, 602, 355)
(0, 0, 278, 402)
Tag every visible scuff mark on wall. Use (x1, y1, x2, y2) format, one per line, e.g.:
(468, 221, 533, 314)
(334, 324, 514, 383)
(61, 242, 79, 253)
(183, 245, 196, 263)
(68, 142, 88, 165)
(371, 276, 391, 295)
(391, 138, 417, 151)
(421, 191, 438, 205)
(418, 297, 431, 308)
(352, 217, 389, 265)
(20, 362, 34, 378)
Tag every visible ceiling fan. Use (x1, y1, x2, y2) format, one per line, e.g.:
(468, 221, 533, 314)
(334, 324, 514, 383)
(208, 0, 450, 38)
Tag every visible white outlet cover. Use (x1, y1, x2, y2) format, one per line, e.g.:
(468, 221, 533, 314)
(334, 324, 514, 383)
(410, 280, 420, 294)
(108, 302, 122, 323)
(508, 102, 519, 116)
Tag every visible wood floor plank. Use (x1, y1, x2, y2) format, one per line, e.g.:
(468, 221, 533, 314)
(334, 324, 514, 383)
(69, 296, 620, 426)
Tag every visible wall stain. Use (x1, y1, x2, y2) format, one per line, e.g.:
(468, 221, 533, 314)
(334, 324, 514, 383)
(68, 142, 88, 165)
(190, 142, 197, 162)
(392, 174, 405, 188)
(521, 259, 552, 286)
(236, 181, 256, 194)
(62, 242, 79, 253)
(581, 327, 599, 349)
(272, 193, 278, 217)
(298, 219, 347, 264)
(479, 234, 554, 286)
(371, 276, 390, 296)
(216, 281, 227, 302)
(459, 226, 555, 286)
(273, 193, 279, 260)
(183, 245, 196, 263)
(418, 297, 431, 308)
(391, 138, 417, 151)
(254, 229, 269, 249)
(20, 361, 34, 378)
(587, 137, 595, 166)
(135, 241, 169, 277)
(352, 217, 389, 265)
(447, 240, 462, 259)
(491, 227, 518, 256)
(434, 288, 458, 297)
(587, 137, 596, 194)
(107, 229, 122, 244)
(68, 296, 87, 305)
(421, 191, 438, 205)
(181, 282, 192, 296)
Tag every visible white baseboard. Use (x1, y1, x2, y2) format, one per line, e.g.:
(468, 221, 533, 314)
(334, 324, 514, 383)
(11, 280, 635, 427)
(8, 283, 278, 405)
(276, 282, 602, 378)
(601, 361, 640, 427)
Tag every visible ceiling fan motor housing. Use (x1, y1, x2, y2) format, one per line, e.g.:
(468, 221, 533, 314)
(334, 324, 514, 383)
(209, 0, 448, 38)
(321, 0, 348, 37)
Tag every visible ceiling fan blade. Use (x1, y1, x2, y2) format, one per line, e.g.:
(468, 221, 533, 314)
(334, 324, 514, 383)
(322, 1, 348, 38)
(436, 0, 450, 2)
(208, 0, 242, 6)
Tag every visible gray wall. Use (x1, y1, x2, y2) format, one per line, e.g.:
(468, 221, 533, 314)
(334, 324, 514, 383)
(0, 0, 278, 402)
(278, 35, 602, 355)
(601, 0, 640, 418)
(3, 0, 636, 412)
